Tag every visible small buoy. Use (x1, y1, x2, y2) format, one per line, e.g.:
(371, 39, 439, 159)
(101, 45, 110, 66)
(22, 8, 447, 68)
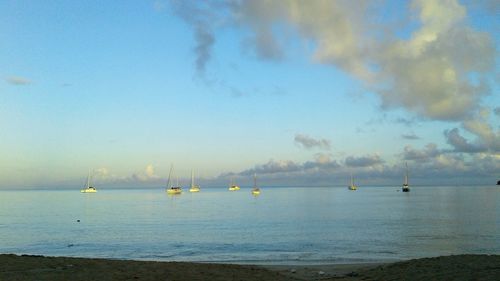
(76, 219, 80, 222)
(318, 271, 325, 275)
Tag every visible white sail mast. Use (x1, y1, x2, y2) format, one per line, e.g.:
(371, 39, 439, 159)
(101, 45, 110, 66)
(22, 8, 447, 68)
(87, 169, 91, 188)
(405, 162, 409, 186)
(166, 164, 173, 189)
(191, 169, 194, 188)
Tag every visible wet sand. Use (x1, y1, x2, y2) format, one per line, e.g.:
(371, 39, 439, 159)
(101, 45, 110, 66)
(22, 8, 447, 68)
(0, 254, 498, 280)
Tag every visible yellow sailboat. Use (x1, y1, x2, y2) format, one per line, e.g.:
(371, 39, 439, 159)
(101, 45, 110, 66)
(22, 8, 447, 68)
(228, 177, 240, 191)
(348, 173, 357, 190)
(166, 164, 182, 195)
(251, 173, 261, 195)
(189, 169, 200, 193)
(81, 170, 97, 193)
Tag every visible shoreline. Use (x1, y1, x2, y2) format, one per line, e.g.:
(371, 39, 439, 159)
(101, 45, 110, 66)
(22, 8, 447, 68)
(1, 253, 499, 280)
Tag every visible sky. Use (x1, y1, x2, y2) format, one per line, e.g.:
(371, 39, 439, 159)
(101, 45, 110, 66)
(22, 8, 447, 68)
(0, 0, 498, 188)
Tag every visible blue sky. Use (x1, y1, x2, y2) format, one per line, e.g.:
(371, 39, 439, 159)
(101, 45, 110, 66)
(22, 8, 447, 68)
(1, 0, 498, 188)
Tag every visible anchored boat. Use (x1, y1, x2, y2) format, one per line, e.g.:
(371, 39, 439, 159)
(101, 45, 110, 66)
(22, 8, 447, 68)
(229, 177, 240, 191)
(251, 173, 261, 195)
(402, 162, 410, 192)
(348, 172, 357, 191)
(81, 170, 97, 193)
(189, 170, 200, 193)
(166, 165, 182, 195)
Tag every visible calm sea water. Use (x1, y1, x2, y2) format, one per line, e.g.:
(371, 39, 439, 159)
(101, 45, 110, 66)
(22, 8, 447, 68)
(1, 186, 499, 264)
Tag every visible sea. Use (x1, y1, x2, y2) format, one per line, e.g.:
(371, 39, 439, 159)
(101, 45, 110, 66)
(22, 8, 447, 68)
(1, 185, 499, 264)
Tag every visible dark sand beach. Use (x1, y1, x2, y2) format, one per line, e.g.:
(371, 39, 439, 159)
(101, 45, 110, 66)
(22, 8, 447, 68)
(1, 254, 499, 281)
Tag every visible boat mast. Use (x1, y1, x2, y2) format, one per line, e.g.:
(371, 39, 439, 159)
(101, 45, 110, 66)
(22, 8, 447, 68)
(350, 172, 354, 186)
(253, 173, 257, 188)
(166, 164, 173, 189)
(191, 169, 194, 188)
(404, 162, 409, 186)
(87, 169, 91, 189)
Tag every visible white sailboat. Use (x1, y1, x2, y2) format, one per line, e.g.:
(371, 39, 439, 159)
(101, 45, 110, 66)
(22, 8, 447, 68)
(348, 172, 357, 190)
(251, 173, 260, 195)
(166, 164, 182, 195)
(189, 169, 200, 193)
(228, 177, 240, 191)
(402, 162, 410, 192)
(81, 170, 97, 193)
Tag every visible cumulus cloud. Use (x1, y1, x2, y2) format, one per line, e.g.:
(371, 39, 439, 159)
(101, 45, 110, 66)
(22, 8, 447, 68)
(375, 1, 494, 121)
(236, 156, 341, 177)
(239, 159, 301, 175)
(131, 164, 160, 182)
(221, 148, 497, 185)
(444, 109, 500, 153)
(345, 154, 384, 167)
(6, 76, 31, 85)
(314, 152, 332, 164)
(94, 167, 110, 178)
(174, 0, 495, 122)
(294, 134, 331, 150)
(462, 109, 500, 152)
(444, 128, 484, 153)
(403, 143, 440, 161)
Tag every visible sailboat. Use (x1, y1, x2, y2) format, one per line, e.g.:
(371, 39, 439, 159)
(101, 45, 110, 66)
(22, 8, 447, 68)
(402, 162, 410, 192)
(81, 170, 97, 193)
(166, 165, 182, 195)
(251, 173, 261, 195)
(189, 169, 200, 192)
(228, 177, 240, 191)
(348, 173, 357, 190)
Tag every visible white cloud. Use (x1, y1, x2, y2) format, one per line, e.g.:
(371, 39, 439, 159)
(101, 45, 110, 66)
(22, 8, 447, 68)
(94, 167, 110, 178)
(462, 109, 500, 152)
(145, 164, 155, 178)
(294, 134, 331, 150)
(374, 0, 494, 121)
(345, 154, 384, 167)
(132, 164, 160, 181)
(175, 0, 495, 123)
(403, 143, 441, 161)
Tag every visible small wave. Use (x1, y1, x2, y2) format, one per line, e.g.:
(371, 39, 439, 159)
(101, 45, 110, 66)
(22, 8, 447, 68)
(349, 249, 398, 255)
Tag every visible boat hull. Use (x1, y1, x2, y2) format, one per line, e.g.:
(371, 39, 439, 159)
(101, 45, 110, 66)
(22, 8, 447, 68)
(251, 189, 260, 195)
(348, 185, 357, 190)
(81, 188, 97, 193)
(189, 188, 200, 193)
(229, 186, 240, 191)
(166, 188, 182, 195)
(402, 185, 410, 192)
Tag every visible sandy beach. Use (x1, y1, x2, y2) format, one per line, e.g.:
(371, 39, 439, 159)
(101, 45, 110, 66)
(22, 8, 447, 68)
(1, 254, 499, 280)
